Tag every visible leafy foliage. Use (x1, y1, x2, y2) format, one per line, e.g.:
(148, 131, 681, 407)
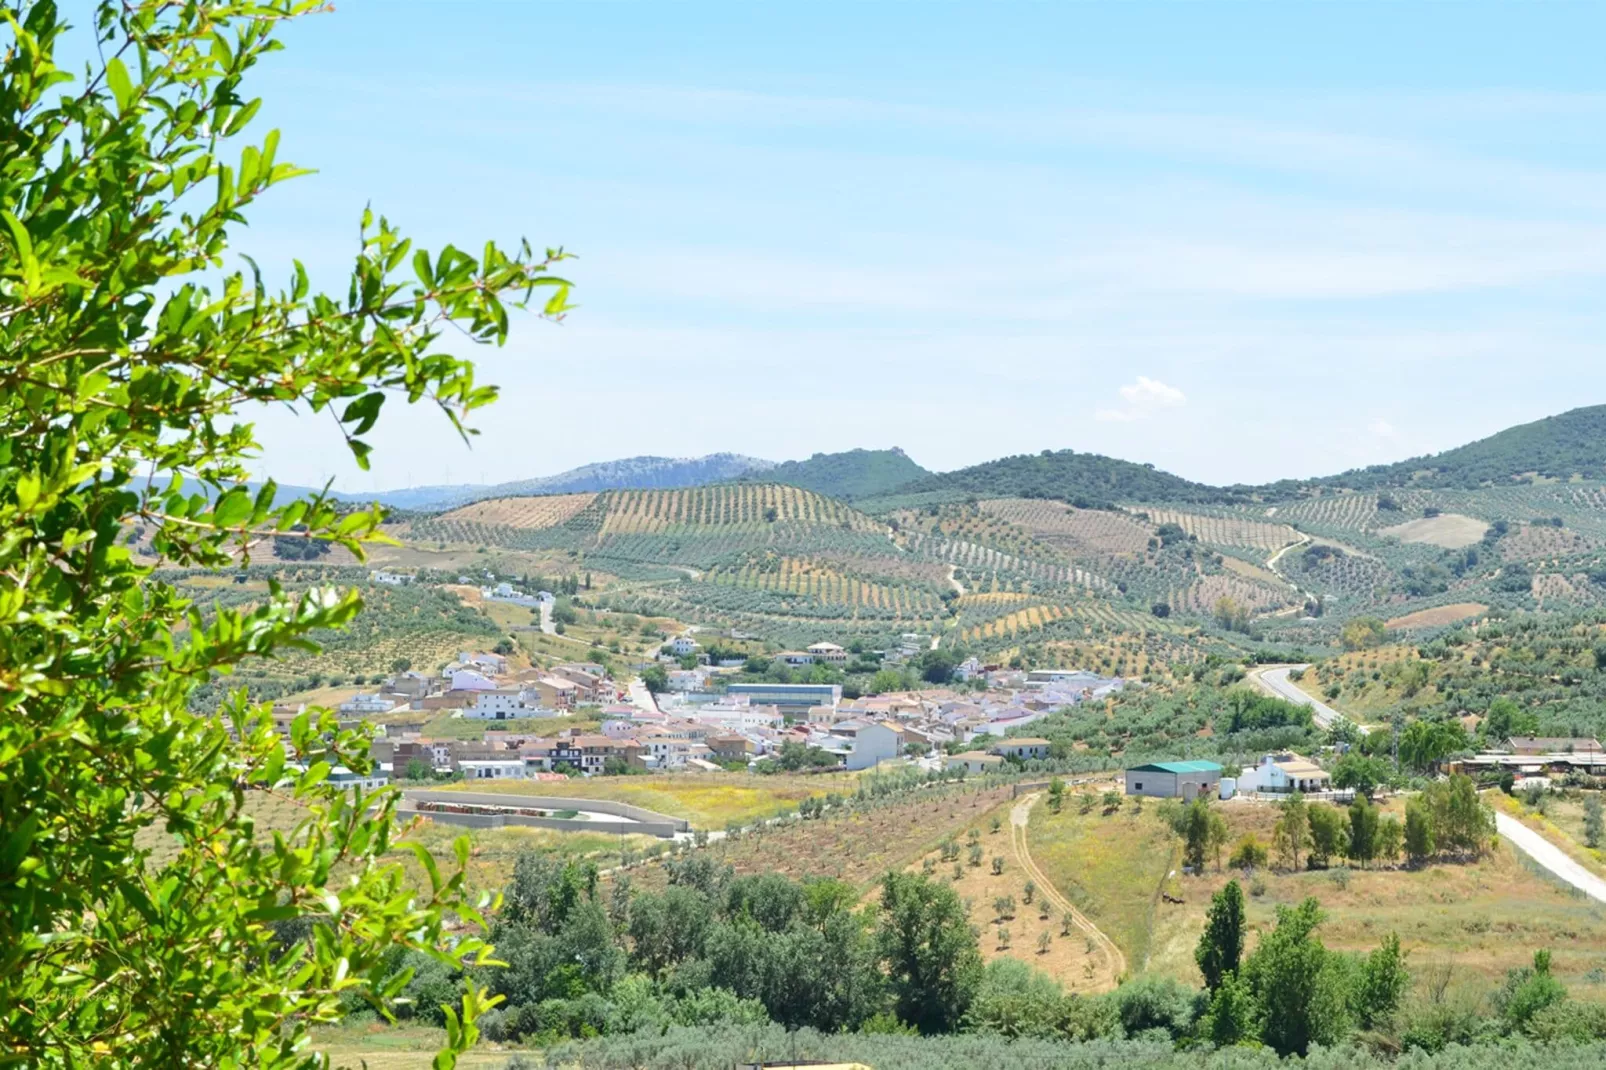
(0, 3, 569, 1064)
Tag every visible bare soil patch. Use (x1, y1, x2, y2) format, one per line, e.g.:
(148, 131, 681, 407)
(1386, 602, 1487, 629)
(1378, 513, 1488, 549)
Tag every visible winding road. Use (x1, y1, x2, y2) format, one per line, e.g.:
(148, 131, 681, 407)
(1250, 665, 1606, 903)
(1009, 792, 1126, 986)
(1250, 664, 1349, 732)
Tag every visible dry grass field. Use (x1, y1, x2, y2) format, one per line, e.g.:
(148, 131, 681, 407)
(909, 799, 1117, 993)
(431, 772, 862, 829)
(313, 1022, 517, 1070)
(642, 785, 1021, 892)
(1378, 513, 1489, 549)
(1220, 555, 1290, 588)
(1385, 602, 1488, 629)
(1026, 788, 1180, 974)
(1034, 798, 1606, 990)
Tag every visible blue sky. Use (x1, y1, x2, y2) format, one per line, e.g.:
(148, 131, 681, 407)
(232, 2, 1606, 492)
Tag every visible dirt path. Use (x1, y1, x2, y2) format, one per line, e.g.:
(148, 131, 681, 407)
(1009, 793, 1126, 985)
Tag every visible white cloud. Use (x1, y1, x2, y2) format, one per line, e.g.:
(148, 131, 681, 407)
(1095, 376, 1187, 423)
(1368, 418, 1399, 439)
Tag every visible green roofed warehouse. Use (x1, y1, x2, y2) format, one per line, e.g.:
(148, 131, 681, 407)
(1125, 759, 1224, 801)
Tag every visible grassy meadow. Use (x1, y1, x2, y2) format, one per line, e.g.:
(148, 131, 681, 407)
(1026, 794, 1606, 991)
(431, 771, 863, 829)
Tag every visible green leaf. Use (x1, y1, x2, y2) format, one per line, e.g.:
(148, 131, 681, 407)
(105, 57, 134, 114)
(405, 842, 443, 894)
(14, 471, 40, 511)
(341, 391, 385, 436)
(213, 487, 252, 529)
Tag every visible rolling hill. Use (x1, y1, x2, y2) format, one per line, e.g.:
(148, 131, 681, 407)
(744, 448, 930, 501)
(890, 449, 1234, 508)
(1268, 404, 1606, 493)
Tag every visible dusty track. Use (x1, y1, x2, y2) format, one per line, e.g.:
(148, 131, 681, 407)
(1009, 792, 1127, 986)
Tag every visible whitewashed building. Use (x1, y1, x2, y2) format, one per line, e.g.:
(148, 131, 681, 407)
(459, 758, 527, 780)
(338, 693, 396, 715)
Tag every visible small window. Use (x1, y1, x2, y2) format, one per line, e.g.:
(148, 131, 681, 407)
(1134, 782, 1143, 791)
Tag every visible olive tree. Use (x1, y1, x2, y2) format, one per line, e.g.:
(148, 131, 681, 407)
(0, 2, 570, 1065)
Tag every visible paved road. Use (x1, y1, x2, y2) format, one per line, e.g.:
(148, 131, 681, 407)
(626, 677, 660, 716)
(1253, 666, 1606, 903)
(1494, 812, 1606, 904)
(1251, 664, 1354, 733)
(537, 598, 554, 635)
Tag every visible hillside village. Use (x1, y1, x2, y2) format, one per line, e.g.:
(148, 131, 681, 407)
(290, 613, 1131, 788)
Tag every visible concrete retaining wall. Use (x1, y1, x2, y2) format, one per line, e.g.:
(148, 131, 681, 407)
(401, 789, 687, 838)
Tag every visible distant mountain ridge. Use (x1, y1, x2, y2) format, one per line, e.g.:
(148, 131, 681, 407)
(311, 453, 775, 511)
(743, 448, 930, 501)
(281, 402, 1606, 513)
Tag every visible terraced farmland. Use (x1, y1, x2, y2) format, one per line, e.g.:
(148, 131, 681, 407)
(905, 533, 1112, 593)
(977, 498, 1152, 556)
(1262, 493, 1381, 534)
(959, 598, 1180, 648)
(1500, 523, 1602, 561)
(1168, 573, 1293, 617)
(600, 484, 878, 534)
(702, 557, 942, 618)
(425, 492, 598, 530)
(1137, 508, 1299, 553)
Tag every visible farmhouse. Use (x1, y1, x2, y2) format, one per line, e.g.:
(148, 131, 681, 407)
(989, 737, 1051, 761)
(668, 635, 700, 657)
(1124, 760, 1224, 800)
(775, 650, 816, 667)
(946, 751, 1005, 775)
(806, 641, 849, 665)
(1238, 752, 1331, 794)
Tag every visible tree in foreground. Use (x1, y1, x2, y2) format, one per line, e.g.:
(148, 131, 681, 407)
(875, 872, 983, 1034)
(0, 2, 571, 1065)
(1195, 880, 1245, 991)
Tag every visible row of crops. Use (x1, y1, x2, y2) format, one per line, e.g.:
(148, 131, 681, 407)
(957, 596, 1184, 648)
(902, 532, 1113, 593)
(978, 498, 1152, 556)
(1136, 507, 1300, 553)
(701, 557, 942, 619)
(1167, 573, 1293, 616)
(598, 484, 880, 535)
(422, 492, 599, 531)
